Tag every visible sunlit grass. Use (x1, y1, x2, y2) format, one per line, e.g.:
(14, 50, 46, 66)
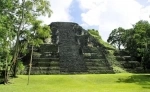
(0, 73, 150, 92)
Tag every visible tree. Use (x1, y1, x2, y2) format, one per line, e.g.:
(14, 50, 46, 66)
(0, 0, 52, 82)
(8, 0, 52, 77)
(129, 20, 150, 69)
(26, 20, 51, 85)
(0, 20, 12, 84)
(107, 27, 125, 50)
(0, 2, 15, 83)
(108, 20, 150, 70)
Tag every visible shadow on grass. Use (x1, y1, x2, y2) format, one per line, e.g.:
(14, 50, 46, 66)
(117, 74, 150, 89)
(0, 78, 4, 84)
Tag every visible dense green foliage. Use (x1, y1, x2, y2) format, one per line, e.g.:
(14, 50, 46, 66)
(107, 20, 150, 70)
(107, 27, 125, 50)
(88, 29, 115, 50)
(0, 0, 52, 83)
(0, 74, 150, 92)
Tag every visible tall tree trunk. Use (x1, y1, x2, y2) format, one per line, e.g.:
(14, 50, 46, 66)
(12, 62, 17, 77)
(10, 0, 25, 77)
(10, 43, 19, 77)
(27, 45, 33, 85)
(4, 58, 8, 84)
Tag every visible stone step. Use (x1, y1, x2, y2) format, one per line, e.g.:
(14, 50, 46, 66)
(60, 66, 87, 72)
(40, 52, 59, 58)
(28, 47, 39, 52)
(32, 52, 42, 58)
(32, 61, 59, 67)
(83, 53, 104, 59)
(115, 56, 131, 58)
(24, 66, 61, 74)
(60, 68, 87, 72)
(84, 59, 106, 62)
(32, 62, 50, 67)
(85, 62, 106, 66)
(33, 58, 59, 62)
(115, 56, 132, 61)
(40, 60, 59, 64)
(31, 67, 60, 70)
(115, 56, 125, 61)
(121, 61, 140, 68)
(29, 70, 60, 75)
(33, 61, 59, 64)
(88, 70, 114, 74)
(114, 50, 129, 56)
(86, 66, 110, 70)
(120, 61, 139, 64)
(60, 71, 88, 74)
(82, 47, 100, 53)
(39, 44, 58, 53)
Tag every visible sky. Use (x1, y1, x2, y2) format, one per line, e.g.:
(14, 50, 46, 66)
(39, 0, 150, 41)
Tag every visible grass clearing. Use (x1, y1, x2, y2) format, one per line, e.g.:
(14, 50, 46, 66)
(0, 73, 150, 92)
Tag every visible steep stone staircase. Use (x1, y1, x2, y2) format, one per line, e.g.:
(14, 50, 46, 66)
(28, 44, 60, 74)
(114, 50, 140, 72)
(83, 46, 114, 73)
(31, 57, 60, 74)
(26, 45, 114, 74)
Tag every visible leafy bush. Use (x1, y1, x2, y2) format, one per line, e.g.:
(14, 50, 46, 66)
(17, 60, 25, 74)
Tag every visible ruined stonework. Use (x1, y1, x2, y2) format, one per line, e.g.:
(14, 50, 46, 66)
(28, 22, 114, 74)
(50, 22, 86, 72)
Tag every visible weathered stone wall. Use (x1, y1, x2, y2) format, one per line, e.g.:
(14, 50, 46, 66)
(50, 22, 86, 72)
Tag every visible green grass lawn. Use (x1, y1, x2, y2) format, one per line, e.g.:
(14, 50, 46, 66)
(0, 73, 150, 92)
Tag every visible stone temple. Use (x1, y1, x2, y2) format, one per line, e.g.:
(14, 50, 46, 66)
(28, 22, 114, 74)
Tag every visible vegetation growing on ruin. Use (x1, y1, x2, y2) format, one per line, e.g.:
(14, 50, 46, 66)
(88, 29, 115, 50)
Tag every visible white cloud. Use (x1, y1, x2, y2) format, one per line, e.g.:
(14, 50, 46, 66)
(77, 0, 150, 41)
(39, 0, 73, 25)
(140, 6, 150, 20)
